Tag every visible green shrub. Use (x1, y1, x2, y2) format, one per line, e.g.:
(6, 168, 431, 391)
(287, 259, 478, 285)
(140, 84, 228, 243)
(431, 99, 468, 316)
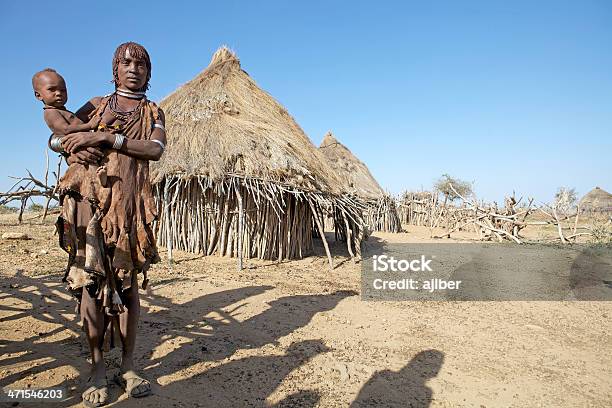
(28, 203, 44, 212)
(0, 205, 17, 214)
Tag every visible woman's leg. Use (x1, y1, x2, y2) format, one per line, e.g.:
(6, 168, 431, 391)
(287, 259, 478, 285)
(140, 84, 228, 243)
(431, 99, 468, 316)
(80, 287, 109, 404)
(117, 272, 151, 397)
(118, 272, 140, 372)
(69, 199, 109, 405)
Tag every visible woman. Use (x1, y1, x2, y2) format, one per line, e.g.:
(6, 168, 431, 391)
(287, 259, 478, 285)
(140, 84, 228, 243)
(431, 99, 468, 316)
(50, 42, 166, 407)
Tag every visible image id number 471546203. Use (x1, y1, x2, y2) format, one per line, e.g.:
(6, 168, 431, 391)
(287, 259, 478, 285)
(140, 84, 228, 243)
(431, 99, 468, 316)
(1, 387, 67, 402)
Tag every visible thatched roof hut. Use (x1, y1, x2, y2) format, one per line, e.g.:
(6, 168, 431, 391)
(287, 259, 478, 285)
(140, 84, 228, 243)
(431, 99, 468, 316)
(579, 187, 612, 213)
(152, 47, 365, 266)
(318, 132, 400, 232)
(319, 132, 384, 199)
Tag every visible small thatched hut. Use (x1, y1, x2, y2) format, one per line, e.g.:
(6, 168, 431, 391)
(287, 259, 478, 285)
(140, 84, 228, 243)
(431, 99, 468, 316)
(152, 47, 365, 266)
(318, 132, 400, 232)
(579, 187, 612, 213)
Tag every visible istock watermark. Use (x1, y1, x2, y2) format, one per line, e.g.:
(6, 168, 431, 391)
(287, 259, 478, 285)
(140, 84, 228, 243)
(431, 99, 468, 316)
(370, 254, 462, 292)
(372, 254, 433, 272)
(361, 243, 612, 301)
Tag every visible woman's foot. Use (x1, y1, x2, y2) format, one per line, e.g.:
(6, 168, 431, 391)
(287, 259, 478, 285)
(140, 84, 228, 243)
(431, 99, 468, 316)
(115, 370, 152, 398)
(82, 377, 108, 407)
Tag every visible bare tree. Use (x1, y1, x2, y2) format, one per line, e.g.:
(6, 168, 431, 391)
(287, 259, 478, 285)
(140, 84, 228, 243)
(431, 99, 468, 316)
(553, 186, 577, 215)
(0, 151, 62, 223)
(434, 174, 473, 204)
(433, 174, 474, 235)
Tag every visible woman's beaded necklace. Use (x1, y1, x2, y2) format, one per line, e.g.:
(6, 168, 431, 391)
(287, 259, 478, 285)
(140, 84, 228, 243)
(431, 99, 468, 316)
(108, 92, 143, 122)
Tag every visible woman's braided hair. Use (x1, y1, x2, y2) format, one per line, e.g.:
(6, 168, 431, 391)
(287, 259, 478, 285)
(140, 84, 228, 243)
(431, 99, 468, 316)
(112, 42, 151, 91)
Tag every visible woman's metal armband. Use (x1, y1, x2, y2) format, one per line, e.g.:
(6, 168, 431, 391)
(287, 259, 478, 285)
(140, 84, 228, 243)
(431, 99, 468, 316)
(113, 134, 126, 150)
(49, 134, 66, 154)
(152, 139, 166, 150)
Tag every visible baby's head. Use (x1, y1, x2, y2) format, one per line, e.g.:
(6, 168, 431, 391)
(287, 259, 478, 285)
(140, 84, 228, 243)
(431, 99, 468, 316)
(32, 68, 67, 108)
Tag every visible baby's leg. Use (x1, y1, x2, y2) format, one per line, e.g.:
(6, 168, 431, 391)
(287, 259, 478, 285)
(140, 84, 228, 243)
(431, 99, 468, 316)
(96, 165, 107, 187)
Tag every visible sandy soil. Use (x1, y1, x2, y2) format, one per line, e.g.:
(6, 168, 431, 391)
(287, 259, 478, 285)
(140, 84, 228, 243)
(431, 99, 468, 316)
(0, 212, 610, 407)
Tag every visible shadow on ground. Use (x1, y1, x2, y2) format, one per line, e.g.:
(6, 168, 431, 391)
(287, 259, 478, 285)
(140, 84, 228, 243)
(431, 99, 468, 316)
(350, 349, 445, 408)
(0, 270, 88, 406)
(127, 286, 355, 407)
(0, 270, 357, 407)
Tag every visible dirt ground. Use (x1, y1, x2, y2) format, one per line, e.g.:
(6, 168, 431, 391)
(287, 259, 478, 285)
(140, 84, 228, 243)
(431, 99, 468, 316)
(0, 212, 610, 407)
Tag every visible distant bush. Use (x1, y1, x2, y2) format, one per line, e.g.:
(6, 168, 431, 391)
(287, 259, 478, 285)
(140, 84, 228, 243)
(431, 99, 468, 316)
(0, 205, 18, 214)
(28, 203, 44, 212)
(589, 218, 612, 244)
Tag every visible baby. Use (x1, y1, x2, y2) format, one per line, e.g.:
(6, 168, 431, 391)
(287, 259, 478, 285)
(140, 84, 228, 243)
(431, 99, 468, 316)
(32, 68, 107, 186)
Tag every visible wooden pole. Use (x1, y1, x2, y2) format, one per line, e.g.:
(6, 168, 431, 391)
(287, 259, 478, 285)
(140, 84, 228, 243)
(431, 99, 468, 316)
(164, 177, 173, 265)
(235, 182, 244, 271)
(342, 210, 355, 258)
(309, 200, 333, 270)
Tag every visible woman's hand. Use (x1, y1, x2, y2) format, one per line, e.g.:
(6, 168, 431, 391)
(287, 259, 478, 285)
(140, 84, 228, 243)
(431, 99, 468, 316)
(62, 132, 109, 153)
(66, 147, 105, 165)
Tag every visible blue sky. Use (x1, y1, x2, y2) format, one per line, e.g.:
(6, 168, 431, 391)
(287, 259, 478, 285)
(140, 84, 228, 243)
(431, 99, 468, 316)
(1, 0, 610, 203)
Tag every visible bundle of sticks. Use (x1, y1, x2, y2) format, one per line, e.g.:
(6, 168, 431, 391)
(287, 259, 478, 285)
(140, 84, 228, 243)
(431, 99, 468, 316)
(0, 152, 61, 222)
(435, 183, 610, 244)
(428, 184, 533, 243)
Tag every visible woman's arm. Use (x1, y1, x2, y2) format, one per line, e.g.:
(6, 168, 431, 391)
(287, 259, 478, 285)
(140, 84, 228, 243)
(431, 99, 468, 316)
(62, 128, 166, 161)
(117, 128, 166, 161)
(62, 109, 167, 162)
(62, 130, 166, 161)
(66, 147, 105, 165)
(61, 131, 109, 153)
(48, 133, 104, 164)
(119, 109, 166, 161)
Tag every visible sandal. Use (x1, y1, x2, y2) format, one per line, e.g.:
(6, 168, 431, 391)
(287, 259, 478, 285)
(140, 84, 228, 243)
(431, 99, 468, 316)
(82, 377, 109, 407)
(113, 370, 152, 398)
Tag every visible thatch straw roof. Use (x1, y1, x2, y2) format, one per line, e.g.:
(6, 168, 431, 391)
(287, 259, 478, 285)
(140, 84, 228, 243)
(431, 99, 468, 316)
(318, 131, 385, 200)
(152, 47, 342, 194)
(579, 187, 612, 212)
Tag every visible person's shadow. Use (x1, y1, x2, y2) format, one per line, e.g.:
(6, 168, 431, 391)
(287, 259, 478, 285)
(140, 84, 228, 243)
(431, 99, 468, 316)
(0, 271, 356, 407)
(350, 349, 444, 408)
(569, 246, 612, 300)
(122, 339, 328, 408)
(0, 270, 89, 406)
(137, 288, 356, 379)
(106, 287, 356, 406)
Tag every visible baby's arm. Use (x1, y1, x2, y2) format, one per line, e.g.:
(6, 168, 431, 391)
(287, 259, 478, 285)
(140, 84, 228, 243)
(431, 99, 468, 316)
(43, 109, 99, 135)
(64, 121, 95, 134)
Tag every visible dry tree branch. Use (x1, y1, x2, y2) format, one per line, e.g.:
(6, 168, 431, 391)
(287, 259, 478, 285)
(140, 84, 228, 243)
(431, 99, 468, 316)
(0, 153, 62, 223)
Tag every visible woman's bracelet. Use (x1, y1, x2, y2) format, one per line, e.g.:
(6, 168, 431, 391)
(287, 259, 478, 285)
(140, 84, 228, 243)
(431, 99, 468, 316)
(113, 134, 126, 150)
(49, 134, 68, 156)
(152, 139, 166, 150)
